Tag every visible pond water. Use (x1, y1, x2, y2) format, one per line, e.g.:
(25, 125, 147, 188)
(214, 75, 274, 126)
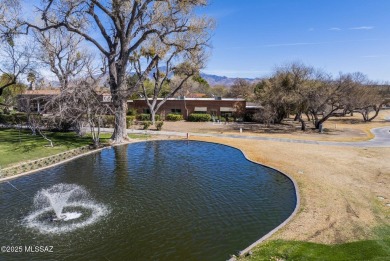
(0, 140, 296, 261)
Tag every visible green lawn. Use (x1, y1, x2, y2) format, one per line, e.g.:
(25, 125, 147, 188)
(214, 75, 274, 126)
(243, 239, 390, 261)
(0, 128, 150, 168)
(0, 128, 105, 168)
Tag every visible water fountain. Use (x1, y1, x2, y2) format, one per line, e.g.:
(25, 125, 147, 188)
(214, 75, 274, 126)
(23, 183, 110, 234)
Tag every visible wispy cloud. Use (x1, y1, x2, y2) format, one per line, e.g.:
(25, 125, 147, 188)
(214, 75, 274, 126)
(308, 28, 315, 32)
(264, 42, 323, 47)
(329, 27, 342, 31)
(222, 38, 378, 50)
(350, 26, 374, 30)
(205, 9, 237, 20)
(361, 54, 390, 58)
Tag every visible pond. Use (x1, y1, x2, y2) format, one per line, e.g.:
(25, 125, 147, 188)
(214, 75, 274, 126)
(0, 140, 297, 261)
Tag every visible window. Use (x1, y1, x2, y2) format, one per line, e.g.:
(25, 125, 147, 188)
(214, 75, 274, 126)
(171, 109, 182, 114)
(194, 107, 207, 114)
(143, 108, 150, 114)
(221, 112, 233, 118)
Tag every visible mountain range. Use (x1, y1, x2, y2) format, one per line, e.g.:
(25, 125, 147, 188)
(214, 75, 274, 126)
(199, 72, 259, 87)
(47, 70, 258, 88)
(150, 66, 259, 86)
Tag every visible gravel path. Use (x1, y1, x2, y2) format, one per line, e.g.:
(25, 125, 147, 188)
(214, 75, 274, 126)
(108, 116, 390, 148)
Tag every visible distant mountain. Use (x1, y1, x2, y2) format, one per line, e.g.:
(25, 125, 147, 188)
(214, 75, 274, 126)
(48, 69, 258, 88)
(199, 72, 259, 87)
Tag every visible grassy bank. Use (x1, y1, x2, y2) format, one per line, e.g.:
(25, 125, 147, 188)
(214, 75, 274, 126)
(0, 128, 151, 168)
(0, 128, 106, 168)
(242, 238, 390, 260)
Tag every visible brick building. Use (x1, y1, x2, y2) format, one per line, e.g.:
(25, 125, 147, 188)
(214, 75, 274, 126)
(16, 91, 247, 120)
(16, 90, 60, 113)
(129, 97, 246, 120)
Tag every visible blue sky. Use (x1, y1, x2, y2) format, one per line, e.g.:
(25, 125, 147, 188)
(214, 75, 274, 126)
(201, 0, 390, 81)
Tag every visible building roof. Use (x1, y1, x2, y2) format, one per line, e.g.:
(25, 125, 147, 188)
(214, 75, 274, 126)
(20, 90, 60, 95)
(131, 97, 246, 101)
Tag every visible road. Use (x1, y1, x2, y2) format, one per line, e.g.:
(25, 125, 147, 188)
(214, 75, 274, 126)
(108, 116, 390, 148)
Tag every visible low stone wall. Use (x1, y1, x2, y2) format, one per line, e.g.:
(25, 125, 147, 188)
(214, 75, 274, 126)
(0, 146, 92, 178)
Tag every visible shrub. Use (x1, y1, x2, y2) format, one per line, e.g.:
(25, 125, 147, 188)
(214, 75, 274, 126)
(126, 116, 136, 128)
(127, 108, 138, 116)
(188, 113, 212, 122)
(0, 114, 15, 124)
(166, 113, 183, 121)
(156, 121, 164, 131)
(137, 113, 160, 121)
(137, 114, 150, 121)
(102, 115, 115, 128)
(14, 113, 28, 123)
(142, 121, 152, 130)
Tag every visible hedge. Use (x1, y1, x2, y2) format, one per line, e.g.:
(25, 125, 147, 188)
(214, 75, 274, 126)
(0, 113, 28, 125)
(136, 113, 160, 121)
(187, 113, 212, 122)
(166, 113, 183, 121)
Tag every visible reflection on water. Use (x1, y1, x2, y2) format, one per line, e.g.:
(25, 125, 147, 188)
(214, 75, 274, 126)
(0, 141, 296, 261)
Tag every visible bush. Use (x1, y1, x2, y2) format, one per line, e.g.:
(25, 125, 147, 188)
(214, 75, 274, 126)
(0, 114, 15, 124)
(142, 121, 152, 130)
(156, 121, 164, 131)
(14, 113, 28, 123)
(102, 115, 115, 128)
(137, 113, 160, 121)
(137, 114, 150, 121)
(127, 108, 137, 116)
(188, 113, 212, 122)
(126, 116, 136, 128)
(166, 113, 183, 121)
(0, 113, 28, 125)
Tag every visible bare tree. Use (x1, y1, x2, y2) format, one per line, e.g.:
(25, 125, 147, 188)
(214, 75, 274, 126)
(46, 78, 111, 148)
(21, 0, 213, 143)
(0, 37, 34, 97)
(353, 85, 386, 122)
(33, 28, 91, 90)
(228, 78, 255, 101)
(134, 34, 207, 125)
(254, 63, 313, 126)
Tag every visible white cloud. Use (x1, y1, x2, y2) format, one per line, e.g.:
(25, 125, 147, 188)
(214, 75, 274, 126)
(361, 55, 390, 58)
(350, 26, 374, 30)
(308, 28, 315, 32)
(329, 27, 342, 31)
(264, 42, 322, 47)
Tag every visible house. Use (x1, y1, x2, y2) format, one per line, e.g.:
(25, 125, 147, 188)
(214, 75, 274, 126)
(129, 97, 246, 120)
(16, 90, 60, 113)
(17, 90, 113, 113)
(16, 90, 248, 120)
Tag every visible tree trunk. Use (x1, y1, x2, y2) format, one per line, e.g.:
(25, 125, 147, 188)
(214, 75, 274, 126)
(109, 59, 129, 143)
(297, 113, 306, 131)
(305, 113, 311, 122)
(150, 110, 156, 126)
(111, 98, 128, 143)
(367, 105, 382, 122)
